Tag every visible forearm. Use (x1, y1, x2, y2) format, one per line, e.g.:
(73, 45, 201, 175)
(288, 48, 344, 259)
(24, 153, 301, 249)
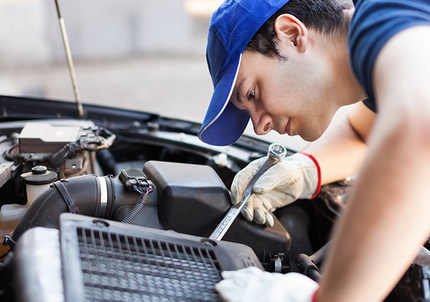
(303, 107, 368, 185)
(318, 122, 430, 302)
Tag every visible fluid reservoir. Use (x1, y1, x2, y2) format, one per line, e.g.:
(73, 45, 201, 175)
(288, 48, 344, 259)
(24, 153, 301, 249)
(21, 166, 58, 206)
(0, 166, 57, 256)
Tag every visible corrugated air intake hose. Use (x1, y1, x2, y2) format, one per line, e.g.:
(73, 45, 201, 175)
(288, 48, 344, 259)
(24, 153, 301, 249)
(12, 174, 150, 241)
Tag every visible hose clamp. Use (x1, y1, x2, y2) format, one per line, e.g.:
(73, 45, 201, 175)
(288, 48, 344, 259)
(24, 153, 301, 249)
(97, 176, 108, 217)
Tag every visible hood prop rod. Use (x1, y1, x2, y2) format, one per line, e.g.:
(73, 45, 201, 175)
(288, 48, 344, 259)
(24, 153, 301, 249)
(54, 0, 84, 118)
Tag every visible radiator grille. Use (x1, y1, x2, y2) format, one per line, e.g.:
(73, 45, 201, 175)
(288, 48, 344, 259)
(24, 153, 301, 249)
(77, 227, 222, 302)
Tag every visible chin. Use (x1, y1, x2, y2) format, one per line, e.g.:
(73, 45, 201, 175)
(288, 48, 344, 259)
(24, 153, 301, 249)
(298, 128, 325, 142)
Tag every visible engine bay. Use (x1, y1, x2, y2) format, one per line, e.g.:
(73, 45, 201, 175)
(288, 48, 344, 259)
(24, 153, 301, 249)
(0, 118, 324, 267)
(0, 98, 428, 301)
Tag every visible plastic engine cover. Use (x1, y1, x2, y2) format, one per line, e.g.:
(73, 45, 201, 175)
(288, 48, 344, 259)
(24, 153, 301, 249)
(143, 160, 292, 272)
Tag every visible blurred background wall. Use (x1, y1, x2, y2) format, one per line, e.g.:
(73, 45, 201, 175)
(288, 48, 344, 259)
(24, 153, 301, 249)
(0, 0, 219, 66)
(0, 0, 352, 66)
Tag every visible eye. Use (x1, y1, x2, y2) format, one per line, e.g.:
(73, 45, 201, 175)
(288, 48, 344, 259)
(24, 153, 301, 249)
(247, 87, 255, 100)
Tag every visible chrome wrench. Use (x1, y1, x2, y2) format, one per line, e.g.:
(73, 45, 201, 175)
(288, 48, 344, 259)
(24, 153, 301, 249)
(209, 143, 287, 241)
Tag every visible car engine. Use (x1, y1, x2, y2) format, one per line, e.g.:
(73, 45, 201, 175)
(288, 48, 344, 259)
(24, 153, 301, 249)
(0, 109, 428, 302)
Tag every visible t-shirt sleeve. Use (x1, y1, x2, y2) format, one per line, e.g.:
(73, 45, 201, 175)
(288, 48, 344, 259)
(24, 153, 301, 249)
(348, 0, 430, 112)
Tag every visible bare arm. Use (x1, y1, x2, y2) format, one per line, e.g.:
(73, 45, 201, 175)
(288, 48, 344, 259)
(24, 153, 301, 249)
(304, 101, 374, 185)
(318, 26, 430, 302)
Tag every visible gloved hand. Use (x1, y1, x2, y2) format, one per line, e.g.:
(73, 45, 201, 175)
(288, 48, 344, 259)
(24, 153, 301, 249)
(231, 152, 321, 227)
(215, 267, 319, 302)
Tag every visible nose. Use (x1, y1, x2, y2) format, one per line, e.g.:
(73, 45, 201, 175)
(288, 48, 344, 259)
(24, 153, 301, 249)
(251, 113, 272, 135)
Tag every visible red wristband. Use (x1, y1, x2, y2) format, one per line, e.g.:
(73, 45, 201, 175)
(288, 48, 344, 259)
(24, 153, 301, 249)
(297, 152, 321, 199)
(311, 289, 319, 302)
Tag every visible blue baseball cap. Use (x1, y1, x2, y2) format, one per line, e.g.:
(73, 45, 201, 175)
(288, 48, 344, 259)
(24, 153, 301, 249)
(198, 0, 290, 146)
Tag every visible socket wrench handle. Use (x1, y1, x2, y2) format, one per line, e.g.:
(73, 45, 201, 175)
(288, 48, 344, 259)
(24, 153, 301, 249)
(208, 143, 287, 241)
(244, 143, 287, 196)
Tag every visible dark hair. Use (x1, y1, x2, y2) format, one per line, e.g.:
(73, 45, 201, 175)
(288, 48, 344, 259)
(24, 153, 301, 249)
(246, 0, 349, 59)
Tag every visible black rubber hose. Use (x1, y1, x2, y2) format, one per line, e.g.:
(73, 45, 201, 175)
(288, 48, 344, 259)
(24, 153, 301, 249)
(96, 149, 118, 176)
(12, 174, 149, 241)
(49, 141, 82, 174)
(296, 253, 322, 282)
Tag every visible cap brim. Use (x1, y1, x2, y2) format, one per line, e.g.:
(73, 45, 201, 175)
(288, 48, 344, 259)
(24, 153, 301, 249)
(199, 54, 250, 146)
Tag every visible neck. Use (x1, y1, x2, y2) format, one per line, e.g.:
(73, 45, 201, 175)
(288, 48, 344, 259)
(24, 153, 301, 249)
(327, 8, 367, 107)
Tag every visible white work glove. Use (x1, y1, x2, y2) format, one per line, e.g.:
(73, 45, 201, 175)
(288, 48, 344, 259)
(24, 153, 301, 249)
(231, 152, 321, 227)
(215, 267, 319, 302)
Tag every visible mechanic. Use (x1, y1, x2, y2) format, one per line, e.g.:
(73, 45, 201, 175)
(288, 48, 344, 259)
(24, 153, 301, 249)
(198, 0, 430, 301)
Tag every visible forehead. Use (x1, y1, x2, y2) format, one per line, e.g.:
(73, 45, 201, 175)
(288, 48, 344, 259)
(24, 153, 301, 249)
(233, 51, 273, 91)
(232, 76, 246, 105)
(233, 52, 258, 90)
(236, 50, 278, 81)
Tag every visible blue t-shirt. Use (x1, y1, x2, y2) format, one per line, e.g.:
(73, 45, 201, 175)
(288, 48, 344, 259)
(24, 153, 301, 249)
(348, 0, 430, 112)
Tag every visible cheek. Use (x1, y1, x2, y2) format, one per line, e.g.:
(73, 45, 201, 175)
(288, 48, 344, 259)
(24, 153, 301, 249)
(260, 92, 286, 114)
(268, 68, 307, 113)
(260, 80, 292, 114)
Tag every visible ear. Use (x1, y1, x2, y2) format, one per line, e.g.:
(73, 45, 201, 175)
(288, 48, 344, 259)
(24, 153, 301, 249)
(274, 14, 308, 53)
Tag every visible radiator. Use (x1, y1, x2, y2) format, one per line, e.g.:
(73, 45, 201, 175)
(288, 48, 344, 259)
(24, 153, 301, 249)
(14, 213, 263, 302)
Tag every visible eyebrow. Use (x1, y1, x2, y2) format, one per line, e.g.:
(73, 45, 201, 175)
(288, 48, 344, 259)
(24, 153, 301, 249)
(235, 78, 246, 105)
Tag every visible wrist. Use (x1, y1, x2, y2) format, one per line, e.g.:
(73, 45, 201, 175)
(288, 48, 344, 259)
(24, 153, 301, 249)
(297, 152, 321, 199)
(312, 288, 319, 302)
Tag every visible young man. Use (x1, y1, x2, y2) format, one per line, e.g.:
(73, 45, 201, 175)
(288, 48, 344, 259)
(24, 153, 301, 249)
(198, 0, 430, 301)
